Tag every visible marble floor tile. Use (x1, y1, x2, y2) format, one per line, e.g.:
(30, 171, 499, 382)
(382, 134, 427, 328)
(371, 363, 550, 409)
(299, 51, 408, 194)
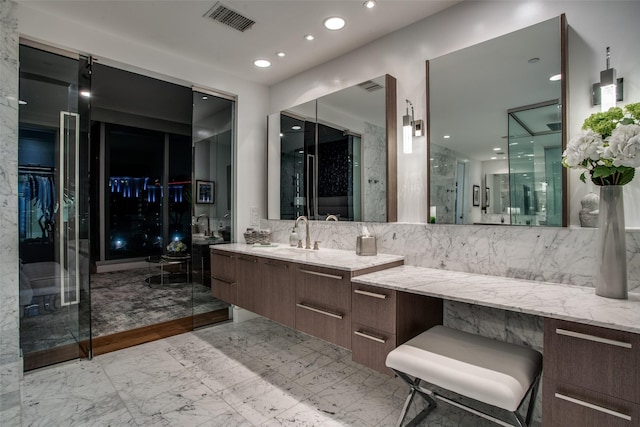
(18, 317, 542, 427)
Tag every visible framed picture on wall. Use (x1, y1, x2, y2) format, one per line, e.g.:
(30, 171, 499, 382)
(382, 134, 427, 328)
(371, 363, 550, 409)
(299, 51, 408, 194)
(473, 185, 480, 206)
(196, 180, 215, 204)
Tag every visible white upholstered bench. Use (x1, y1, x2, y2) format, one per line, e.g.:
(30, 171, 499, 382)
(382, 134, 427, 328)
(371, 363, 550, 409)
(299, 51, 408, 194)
(386, 325, 542, 427)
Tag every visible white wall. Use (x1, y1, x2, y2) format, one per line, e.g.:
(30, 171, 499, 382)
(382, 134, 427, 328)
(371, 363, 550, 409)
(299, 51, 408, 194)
(269, 1, 640, 226)
(16, 3, 269, 238)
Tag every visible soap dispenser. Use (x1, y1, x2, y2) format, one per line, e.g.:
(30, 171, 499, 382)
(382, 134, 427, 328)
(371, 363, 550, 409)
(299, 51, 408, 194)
(289, 227, 300, 247)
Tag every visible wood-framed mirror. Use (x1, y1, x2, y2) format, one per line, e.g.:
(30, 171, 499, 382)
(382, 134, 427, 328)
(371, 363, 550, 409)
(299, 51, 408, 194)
(267, 74, 397, 222)
(426, 15, 568, 226)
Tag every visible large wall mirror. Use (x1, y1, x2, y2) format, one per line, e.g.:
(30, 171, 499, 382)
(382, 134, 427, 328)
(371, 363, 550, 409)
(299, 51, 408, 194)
(268, 74, 397, 222)
(427, 15, 568, 226)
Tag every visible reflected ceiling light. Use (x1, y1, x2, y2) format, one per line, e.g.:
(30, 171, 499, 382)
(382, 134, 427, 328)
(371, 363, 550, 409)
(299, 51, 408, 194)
(493, 147, 501, 151)
(253, 59, 271, 68)
(324, 17, 346, 30)
(279, 133, 283, 137)
(363, 0, 376, 8)
(202, 95, 208, 100)
(80, 90, 91, 98)
(18, 99, 27, 105)
(276, 52, 286, 57)
(549, 73, 562, 81)
(304, 34, 315, 41)
(291, 125, 302, 130)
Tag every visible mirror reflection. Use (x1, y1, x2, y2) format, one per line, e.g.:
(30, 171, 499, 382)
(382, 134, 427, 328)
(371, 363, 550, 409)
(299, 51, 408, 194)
(428, 16, 565, 226)
(277, 75, 391, 221)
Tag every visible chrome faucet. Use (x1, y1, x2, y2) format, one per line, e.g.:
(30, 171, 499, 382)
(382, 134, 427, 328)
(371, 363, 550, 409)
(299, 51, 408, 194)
(196, 213, 210, 235)
(325, 214, 338, 222)
(295, 215, 311, 249)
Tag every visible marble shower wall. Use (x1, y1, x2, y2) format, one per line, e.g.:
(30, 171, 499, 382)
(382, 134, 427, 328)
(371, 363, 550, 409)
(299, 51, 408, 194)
(362, 122, 386, 222)
(0, 1, 21, 424)
(261, 219, 640, 293)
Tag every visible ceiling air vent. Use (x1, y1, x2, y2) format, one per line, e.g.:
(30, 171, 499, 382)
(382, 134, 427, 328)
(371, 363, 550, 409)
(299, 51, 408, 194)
(204, 2, 255, 32)
(358, 80, 384, 92)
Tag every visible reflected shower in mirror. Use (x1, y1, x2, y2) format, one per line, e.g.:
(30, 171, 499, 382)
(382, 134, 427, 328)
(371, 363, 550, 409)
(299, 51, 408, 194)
(269, 74, 397, 222)
(427, 15, 567, 226)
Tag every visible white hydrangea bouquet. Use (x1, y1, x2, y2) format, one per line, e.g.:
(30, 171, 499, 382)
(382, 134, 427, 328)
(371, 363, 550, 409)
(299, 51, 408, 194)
(562, 103, 640, 185)
(166, 240, 187, 255)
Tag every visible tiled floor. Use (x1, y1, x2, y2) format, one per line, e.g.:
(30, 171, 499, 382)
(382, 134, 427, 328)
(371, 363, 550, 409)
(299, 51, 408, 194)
(20, 317, 526, 426)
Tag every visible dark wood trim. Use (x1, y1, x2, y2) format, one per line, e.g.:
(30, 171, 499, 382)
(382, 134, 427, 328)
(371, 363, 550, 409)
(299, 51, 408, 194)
(386, 74, 398, 222)
(425, 60, 431, 219)
(24, 343, 82, 372)
(560, 13, 569, 227)
(92, 309, 229, 356)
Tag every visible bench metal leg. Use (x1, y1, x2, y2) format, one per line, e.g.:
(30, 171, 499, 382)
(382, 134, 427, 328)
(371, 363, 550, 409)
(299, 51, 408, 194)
(393, 370, 437, 427)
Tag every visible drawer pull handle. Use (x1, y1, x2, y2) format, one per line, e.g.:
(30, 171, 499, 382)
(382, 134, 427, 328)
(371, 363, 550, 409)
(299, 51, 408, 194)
(238, 257, 257, 263)
(212, 276, 235, 285)
(212, 252, 234, 259)
(354, 289, 387, 299)
(299, 269, 343, 280)
(296, 303, 343, 319)
(265, 262, 288, 269)
(554, 393, 632, 421)
(354, 330, 386, 344)
(556, 328, 632, 349)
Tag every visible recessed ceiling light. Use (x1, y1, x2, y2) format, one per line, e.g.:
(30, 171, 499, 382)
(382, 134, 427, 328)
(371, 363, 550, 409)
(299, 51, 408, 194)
(304, 34, 315, 41)
(491, 157, 497, 160)
(443, 135, 450, 139)
(324, 17, 346, 31)
(363, 0, 376, 8)
(253, 59, 271, 68)
(549, 73, 562, 81)
(291, 125, 302, 130)
(493, 147, 500, 151)
(276, 52, 286, 58)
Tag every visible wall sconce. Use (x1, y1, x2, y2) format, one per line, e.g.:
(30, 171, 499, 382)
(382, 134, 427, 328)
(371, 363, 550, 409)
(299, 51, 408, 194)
(402, 99, 423, 154)
(592, 47, 624, 111)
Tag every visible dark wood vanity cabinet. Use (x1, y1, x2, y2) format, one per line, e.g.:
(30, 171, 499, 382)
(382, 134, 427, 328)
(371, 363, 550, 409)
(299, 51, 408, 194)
(543, 318, 640, 426)
(261, 258, 296, 328)
(235, 254, 262, 314)
(351, 283, 443, 374)
(296, 265, 353, 349)
(210, 249, 237, 305)
(192, 243, 211, 287)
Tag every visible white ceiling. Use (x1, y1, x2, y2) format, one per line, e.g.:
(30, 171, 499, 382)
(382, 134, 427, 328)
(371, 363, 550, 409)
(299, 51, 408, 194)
(18, 0, 461, 86)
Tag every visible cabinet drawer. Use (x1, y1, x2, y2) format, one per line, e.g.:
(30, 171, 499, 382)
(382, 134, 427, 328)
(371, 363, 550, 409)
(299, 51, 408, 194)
(544, 318, 638, 402)
(211, 276, 236, 305)
(296, 302, 351, 349)
(296, 266, 351, 311)
(210, 249, 236, 281)
(262, 258, 295, 328)
(543, 378, 639, 427)
(352, 284, 396, 334)
(352, 322, 396, 375)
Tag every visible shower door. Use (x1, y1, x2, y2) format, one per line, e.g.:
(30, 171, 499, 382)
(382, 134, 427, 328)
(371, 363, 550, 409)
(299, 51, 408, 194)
(18, 44, 91, 370)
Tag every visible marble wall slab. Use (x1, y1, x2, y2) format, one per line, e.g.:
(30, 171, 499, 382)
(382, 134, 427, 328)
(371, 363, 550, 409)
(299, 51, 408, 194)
(362, 122, 386, 222)
(0, 0, 21, 424)
(261, 219, 640, 293)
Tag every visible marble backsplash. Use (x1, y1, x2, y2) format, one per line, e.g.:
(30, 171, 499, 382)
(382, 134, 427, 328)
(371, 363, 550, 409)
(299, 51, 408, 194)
(261, 219, 640, 293)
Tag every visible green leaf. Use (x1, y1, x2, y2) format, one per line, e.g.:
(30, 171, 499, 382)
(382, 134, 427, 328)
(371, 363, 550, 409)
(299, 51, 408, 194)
(620, 117, 635, 125)
(617, 168, 635, 186)
(591, 166, 613, 179)
(579, 172, 586, 183)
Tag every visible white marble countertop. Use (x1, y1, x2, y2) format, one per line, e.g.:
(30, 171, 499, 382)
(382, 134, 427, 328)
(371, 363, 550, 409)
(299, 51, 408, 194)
(210, 243, 404, 272)
(352, 265, 640, 334)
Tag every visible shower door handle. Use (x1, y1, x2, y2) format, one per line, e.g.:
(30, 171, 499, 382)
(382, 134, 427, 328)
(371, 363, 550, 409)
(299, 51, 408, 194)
(59, 111, 80, 306)
(306, 154, 316, 219)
